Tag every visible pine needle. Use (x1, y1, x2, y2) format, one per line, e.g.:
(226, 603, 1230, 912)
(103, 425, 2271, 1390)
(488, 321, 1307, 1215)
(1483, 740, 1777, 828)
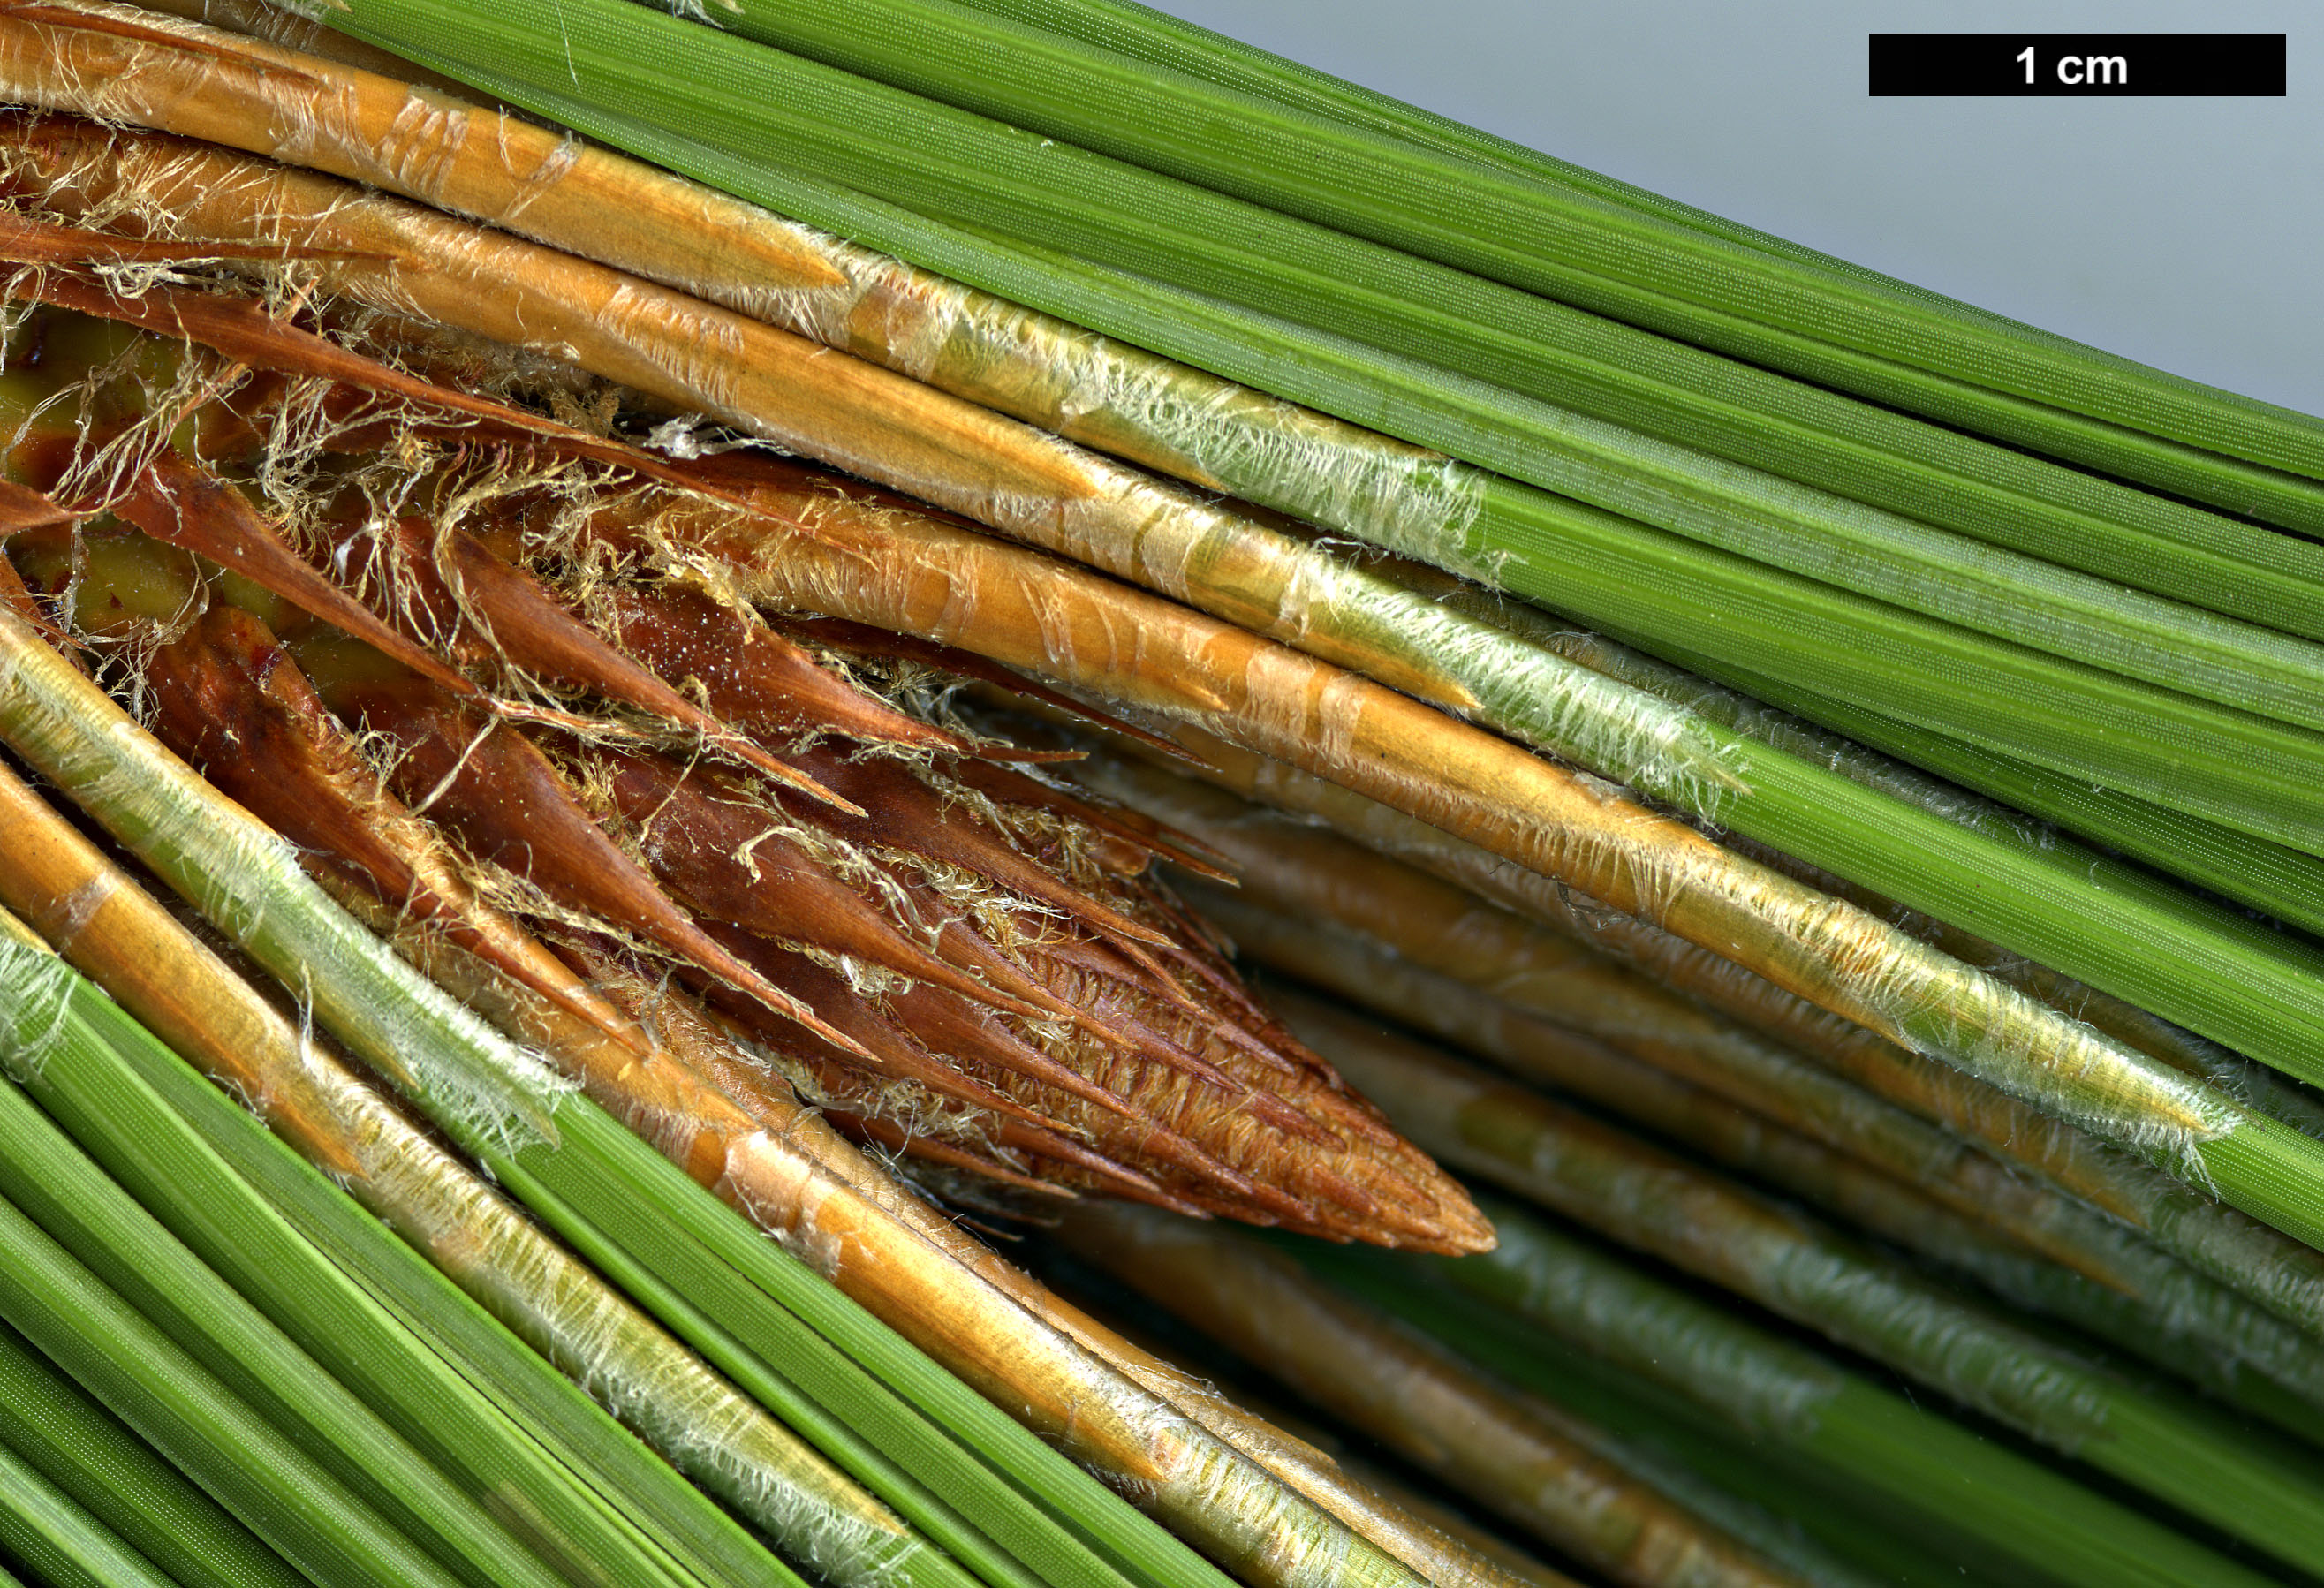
(0, 975, 583, 1588)
(91, 0, 2324, 542)
(1260, 965, 2324, 1444)
(11, 76, 2311, 1261)
(1306, 1010, 2324, 1577)
(34, 7, 2324, 839)
(164, 0, 2324, 859)
(1087, 763, 2324, 1431)
(0, 598, 1413, 1588)
(0, 1303, 302, 1588)
(0, 1434, 181, 1588)
(1301, 1200, 2278, 1588)
(666, 0, 2324, 491)
(0, 1087, 470, 1587)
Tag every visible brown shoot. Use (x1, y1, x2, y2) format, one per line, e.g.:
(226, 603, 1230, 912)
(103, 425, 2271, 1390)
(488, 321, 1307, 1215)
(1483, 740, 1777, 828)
(333, 513, 854, 810)
(17, 435, 485, 700)
(876, 979, 1151, 1128)
(602, 585, 969, 756)
(871, 885, 1180, 1060)
(0, 575, 1495, 1587)
(300, 652, 872, 1059)
(140, 602, 640, 1046)
(588, 745, 1045, 1020)
(688, 927, 1061, 1131)
(768, 611, 1198, 764)
(708, 916, 1299, 1206)
(776, 744, 1172, 949)
(549, 932, 1162, 1203)
(0, 108, 1502, 1259)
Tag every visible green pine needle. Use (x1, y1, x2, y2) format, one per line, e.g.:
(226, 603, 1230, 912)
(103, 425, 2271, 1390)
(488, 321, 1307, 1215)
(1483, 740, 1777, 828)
(0, 982, 565, 1588)
(1307, 1214, 2265, 1588)
(644, 0, 2324, 490)
(1324, 1023, 2324, 1577)
(0, 1435, 180, 1588)
(0, 934, 739, 1588)
(0, 1318, 301, 1588)
(55, 953, 829, 1588)
(0, 1153, 466, 1588)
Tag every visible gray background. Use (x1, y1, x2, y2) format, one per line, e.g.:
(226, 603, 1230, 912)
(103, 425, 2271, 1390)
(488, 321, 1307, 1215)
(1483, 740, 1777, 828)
(1138, 2, 2323, 418)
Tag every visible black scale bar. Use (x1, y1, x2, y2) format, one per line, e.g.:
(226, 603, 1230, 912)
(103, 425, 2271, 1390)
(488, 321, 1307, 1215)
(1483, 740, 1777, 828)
(1870, 34, 2286, 97)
